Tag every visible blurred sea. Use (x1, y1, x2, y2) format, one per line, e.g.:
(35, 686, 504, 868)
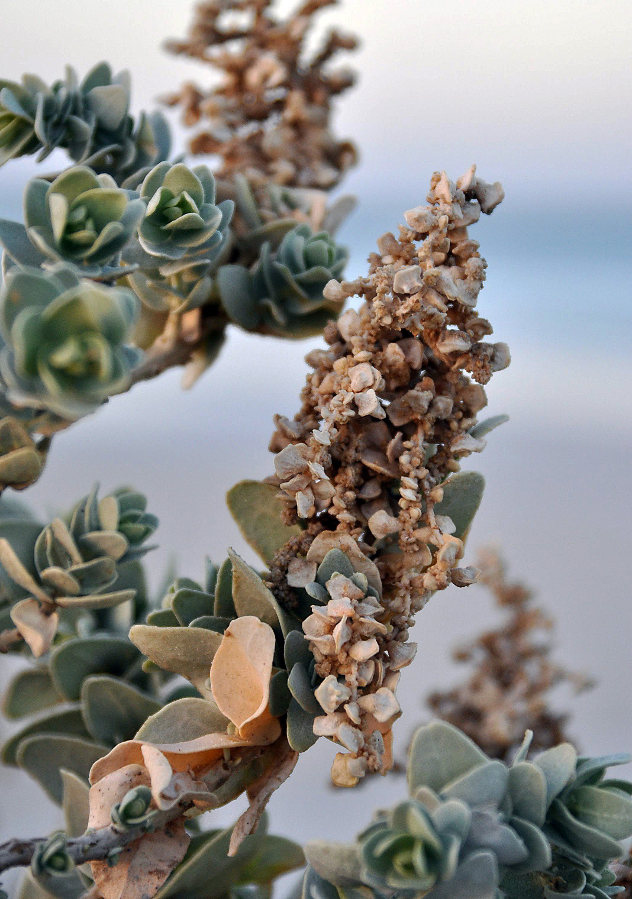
(0, 168, 630, 893)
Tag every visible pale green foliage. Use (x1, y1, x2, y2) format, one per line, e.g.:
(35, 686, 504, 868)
(0, 62, 170, 179)
(0, 485, 156, 642)
(0, 18, 626, 899)
(0, 265, 140, 419)
(226, 480, 302, 565)
(10, 166, 145, 274)
(217, 223, 347, 336)
(137, 162, 233, 262)
(303, 722, 632, 898)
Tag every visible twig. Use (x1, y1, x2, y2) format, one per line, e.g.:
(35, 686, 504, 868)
(129, 316, 227, 386)
(0, 800, 186, 874)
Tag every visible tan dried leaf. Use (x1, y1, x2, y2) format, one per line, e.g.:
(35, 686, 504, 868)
(210, 616, 280, 743)
(228, 739, 298, 857)
(10, 598, 58, 657)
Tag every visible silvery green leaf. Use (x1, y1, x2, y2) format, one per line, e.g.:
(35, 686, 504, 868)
(171, 587, 214, 626)
(547, 799, 623, 859)
(323, 195, 357, 235)
(129, 624, 222, 691)
(229, 548, 290, 632)
(302, 866, 342, 899)
(506, 816, 552, 874)
(60, 769, 90, 837)
(305, 843, 363, 887)
(214, 556, 235, 618)
(18, 870, 55, 899)
(2, 706, 89, 765)
(0, 218, 46, 267)
(467, 809, 528, 866)
(217, 265, 260, 329)
(234, 174, 263, 230)
(431, 798, 472, 841)
(425, 850, 498, 899)
(269, 670, 291, 717)
(285, 629, 312, 671)
(567, 785, 632, 840)
(232, 835, 305, 885)
(16, 734, 107, 803)
(2, 667, 62, 719)
(469, 414, 509, 439)
(408, 721, 488, 795)
(433, 472, 485, 542)
(189, 615, 231, 633)
(39, 566, 80, 595)
(80, 675, 160, 745)
(498, 871, 547, 899)
(147, 608, 180, 627)
(288, 663, 321, 715)
(287, 697, 318, 753)
(316, 550, 355, 585)
(78, 529, 128, 561)
(50, 635, 140, 701)
(135, 697, 229, 744)
(570, 754, 631, 791)
(508, 762, 548, 826)
(534, 744, 577, 807)
(226, 480, 302, 566)
(442, 759, 508, 807)
(18, 868, 85, 899)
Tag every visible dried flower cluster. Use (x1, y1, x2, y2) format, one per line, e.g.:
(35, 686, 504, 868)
(164, 0, 358, 188)
(613, 853, 632, 897)
(427, 548, 591, 762)
(267, 166, 510, 783)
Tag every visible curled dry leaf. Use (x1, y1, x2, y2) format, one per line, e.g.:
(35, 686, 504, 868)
(89, 619, 282, 838)
(9, 598, 58, 657)
(228, 737, 299, 857)
(210, 615, 280, 743)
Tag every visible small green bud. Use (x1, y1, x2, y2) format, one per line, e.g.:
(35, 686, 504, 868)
(32, 833, 73, 877)
(111, 785, 153, 830)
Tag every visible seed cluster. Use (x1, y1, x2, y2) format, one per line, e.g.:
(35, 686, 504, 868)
(165, 0, 357, 189)
(268, 166, 510, 782)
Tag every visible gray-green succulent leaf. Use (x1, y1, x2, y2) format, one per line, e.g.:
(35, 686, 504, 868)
(0, 264, 140, 420)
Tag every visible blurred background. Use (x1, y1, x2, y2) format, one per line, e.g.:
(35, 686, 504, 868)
(0, 0, 630, 889)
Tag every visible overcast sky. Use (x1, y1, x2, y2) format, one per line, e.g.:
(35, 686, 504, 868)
(1, 0, 630, 204)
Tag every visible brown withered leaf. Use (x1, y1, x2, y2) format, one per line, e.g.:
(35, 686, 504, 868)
(10, 598, 58, 656)
(210, 616, 280, 743)
(228, 738, 299, 857)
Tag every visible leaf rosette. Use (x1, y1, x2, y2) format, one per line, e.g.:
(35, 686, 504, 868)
(136, 162, 233, 263)
(217, 223, 347, 337)
(358, 798, 473, 894)
(0, 264, 140, 420)
(17, 166, 145, 274)
(0, 62, 171, 182)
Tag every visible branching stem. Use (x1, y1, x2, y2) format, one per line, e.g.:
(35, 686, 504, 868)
(0, 801, 186, 874)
